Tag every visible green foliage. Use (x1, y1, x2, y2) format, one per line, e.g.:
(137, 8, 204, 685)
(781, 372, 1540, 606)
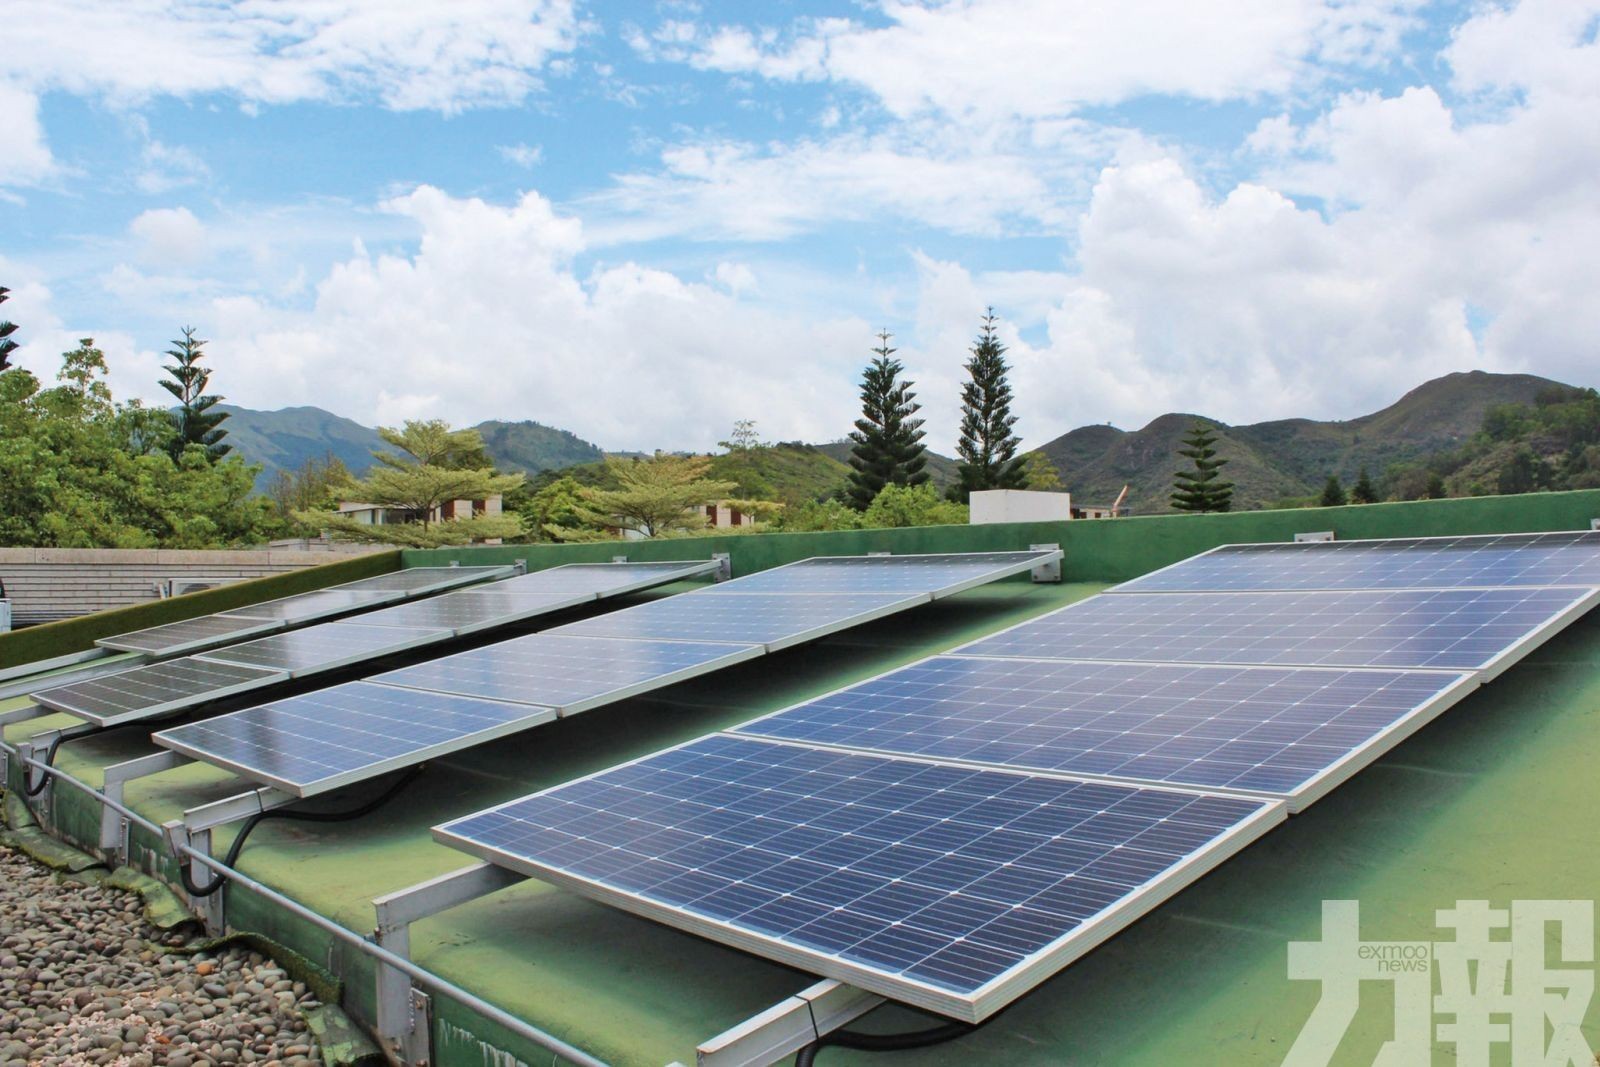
(862, 483, 968, 528)
(1381, 385, 1600, 500)
(0, 286, 19, 373)
(1319, 475, 1347, 507)
(516, 475, 588, 541)
(0, 344, 275, 548)
(556, 454, 737, 540)
(295, 419, 525, 547)
(950, 310, 1026, 503)
(1021, 450, 1063, 491)
(1351, 468, 1378, 504)
(265, 452, 351, 517)
(775, 498, 865, 532)
(714, 419, 777, 498)
(159, 327, 231, 463)
(473, 418, 604, 474)
(1171, 421, 1234, 512)
(847, 331, 930, 510)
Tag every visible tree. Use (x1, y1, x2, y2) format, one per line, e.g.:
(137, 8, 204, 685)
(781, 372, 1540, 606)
(716, 419, 776, 498)
(1351, 468, 1378, 504)
(862, 483, 968, 528)
(0, 286, 19, 374)
(559, 453, 737, 539)
(0, 343, 276, 548)
(1022, 451, 1063, 491)
(159, 326, 231, 462)
(949, 309, 1026, 503)
(295, 421, 524, 547)
(846, 331, 930, 510)
(519, 474, 588, 541)
(1320, 475, 1347, 507)
(266, 452, 351, 515)
(1170, 421, 1233, 512)
(1425, 472, 1448, 499)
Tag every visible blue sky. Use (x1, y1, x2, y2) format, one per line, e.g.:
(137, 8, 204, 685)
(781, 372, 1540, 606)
(3, 0, 1598, 454)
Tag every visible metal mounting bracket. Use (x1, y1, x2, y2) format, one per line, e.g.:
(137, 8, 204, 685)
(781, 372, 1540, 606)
(1029, 543, 1062, 583)
(101, 750, 193, 860)
(13, 738, 49, 823)
(612, 555, 629, 564)
(372, 862, 528, 1065)
(1295, 530, 1336, 543)
(712, 553, 733, 582)
(1590, 518, 1599, 531)
(164, 818, 226, 935)
(692, 979, 884, 1067)
(512, 558, 528, 575)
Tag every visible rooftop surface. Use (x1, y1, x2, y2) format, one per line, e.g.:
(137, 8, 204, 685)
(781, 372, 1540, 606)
(5, 492, 1600, 1065)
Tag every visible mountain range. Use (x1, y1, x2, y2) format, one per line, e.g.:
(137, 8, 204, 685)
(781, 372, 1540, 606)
(218, 370, 1573, 511)
(217, 406, 605, 490)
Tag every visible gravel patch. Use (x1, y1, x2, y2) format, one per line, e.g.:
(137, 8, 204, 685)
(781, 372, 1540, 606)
(0, 843, 322, 1067)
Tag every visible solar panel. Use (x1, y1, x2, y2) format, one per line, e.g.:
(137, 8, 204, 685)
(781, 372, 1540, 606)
(32, 659, 285, 726)
(193, 621, 451, 676)
(329, 566, 512, 594)
(1114, 531, 1600, 593)
(548, 592, 929, 651)
(373, 634, 762, 714)
(154, 681, 552, 798)
(95, 614, 283, 656)
(734, 656, 1478, 811)
(956, 587, 1600, 676)
(707, 551, 1058, 597)
(350, 590, 596, 637)
(218, 588, 403, 622)
(434, 734, 1283, 1021)
(498, 560, 721, 596)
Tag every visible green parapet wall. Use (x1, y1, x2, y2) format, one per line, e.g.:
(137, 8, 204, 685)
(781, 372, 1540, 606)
(0, 550, 402, 669)
(403, 489, 1600, 583)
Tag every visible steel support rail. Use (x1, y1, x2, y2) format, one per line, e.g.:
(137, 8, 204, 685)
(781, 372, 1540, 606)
(692, 979, 884, 1067)
(0, 740, 610, 1067)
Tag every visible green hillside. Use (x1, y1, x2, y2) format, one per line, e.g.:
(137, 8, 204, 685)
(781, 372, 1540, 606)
(815, 439, 962, 493)
(1039, 371, 1569, 513)
(475, 419, 604, 474)
(219, 406, 605, 489)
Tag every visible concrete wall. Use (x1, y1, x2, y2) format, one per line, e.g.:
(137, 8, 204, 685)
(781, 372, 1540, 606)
(0, 546, 386, 627)
(970, 489, 1073, 524)
(0, 550, 400, 668)
(404, 489, 1600, 584)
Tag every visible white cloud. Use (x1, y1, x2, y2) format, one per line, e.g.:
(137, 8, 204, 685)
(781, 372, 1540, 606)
(8, 0, 581, 113)
(0, 83, 59, 187)
(497, 143, 545, 168)
(649, 0, 1420, 121)
(129, 207, 209, 266)
(135, 140, 211, 194)
(210, 186, 873, 449)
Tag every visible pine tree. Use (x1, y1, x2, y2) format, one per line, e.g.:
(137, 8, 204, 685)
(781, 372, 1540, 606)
(1351, 467, 1378, 504)
(846, 331, 929, 510)
(0, 287, 19, 373)
(949, 309, 1026, 503)
(159, 326, 230, 462)
(1320, 475, 1347, 507)
(1170, 421, 1233, 512)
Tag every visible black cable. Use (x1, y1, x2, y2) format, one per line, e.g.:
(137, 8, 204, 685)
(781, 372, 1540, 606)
(795, 1021, 976, 1066)
(22, 724, 97, 797)
(180, 765, 424, 897)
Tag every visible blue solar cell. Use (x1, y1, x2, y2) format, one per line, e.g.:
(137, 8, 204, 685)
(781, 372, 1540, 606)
(96, 614, 282, 656)
(735, 656, 1476, 808)
(1113, 531, 1600, 593)
(155, 682, 550, 797)
(218, 588, 400, 622)
(548, 591, 927, 649)
(33, 659, 284, 725)
(709, 552, 1055, 596)
(497, 561, 718, 596)
(353, 590, 594, 635)
(373, 634, 761, 713)
(195, 621, 449, 675)
(434, 734, 1281, 1020)
(332, 566, 511, 593)
(956, 587, 1598, 672)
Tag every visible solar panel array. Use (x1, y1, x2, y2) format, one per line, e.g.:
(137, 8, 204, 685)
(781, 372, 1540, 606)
(37, 560, 721, 727)
(152, 550, 1061, 798)
(436, 530, 1600, 1020)
(96, 566, 512, 655)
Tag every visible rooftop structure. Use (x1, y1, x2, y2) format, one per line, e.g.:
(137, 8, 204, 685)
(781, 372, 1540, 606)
(3, 488, 1598, 1067)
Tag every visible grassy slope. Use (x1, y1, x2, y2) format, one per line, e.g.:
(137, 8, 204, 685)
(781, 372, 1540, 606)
(1038, 370, 1565, 513)
(475, 419, 605, 475)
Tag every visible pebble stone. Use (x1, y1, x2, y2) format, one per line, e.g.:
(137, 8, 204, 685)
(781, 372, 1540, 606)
(0, 845, 322, 1067)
